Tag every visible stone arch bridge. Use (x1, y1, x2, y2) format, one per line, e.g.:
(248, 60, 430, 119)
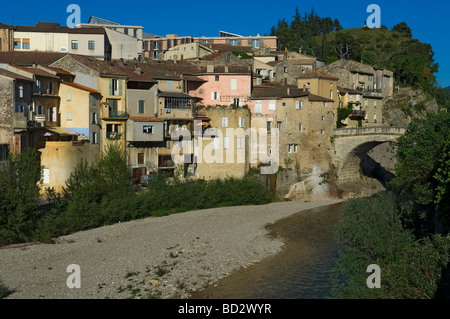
(332, 126, 407, 187)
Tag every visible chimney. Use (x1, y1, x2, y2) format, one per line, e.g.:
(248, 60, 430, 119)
(303, 85, 306, 92)
(287, 88, 290, 96)
(207, 63, 214, 73)
(224, 65, 229, 73)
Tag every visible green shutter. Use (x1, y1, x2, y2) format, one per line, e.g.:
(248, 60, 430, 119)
(119, 80, 122, 96)
(109, 79, 113, 95)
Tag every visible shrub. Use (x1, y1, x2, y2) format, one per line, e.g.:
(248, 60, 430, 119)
(0, 149, 41, 245)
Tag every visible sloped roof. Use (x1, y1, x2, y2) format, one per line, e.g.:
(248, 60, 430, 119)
(0, 51, 69, 66)
(12, 65, 60, 79)
(297, 71, 338, 80)
(0, 68, 33, 81)
(61, 81, 101, 94)
(15, 22, 105, 34)
(251, 85, 309, 99)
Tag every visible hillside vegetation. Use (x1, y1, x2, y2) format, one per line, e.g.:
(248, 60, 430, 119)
(270, 8, 449, 111)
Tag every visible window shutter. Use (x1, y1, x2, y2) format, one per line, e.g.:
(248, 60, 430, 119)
(109, 79, 113, 95)
(211, 92, 215, 100)
(223, 137, 229, 149)
(213, 137, 220, 150)
(119, 80, 123, 96)
(222, 117, 228, 128)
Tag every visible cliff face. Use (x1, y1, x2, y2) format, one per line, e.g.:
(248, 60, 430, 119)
(383, 87, 439, 126)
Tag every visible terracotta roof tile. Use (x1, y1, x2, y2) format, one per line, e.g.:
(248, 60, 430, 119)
(61, 81, 101, 94)
(297, 71, 338, 80)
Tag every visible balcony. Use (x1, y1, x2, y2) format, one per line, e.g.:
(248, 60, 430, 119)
(349, 110, 366, 119)
(109, 110, 128, 119)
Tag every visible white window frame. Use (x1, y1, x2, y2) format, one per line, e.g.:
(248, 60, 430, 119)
(238, 117, 244, 128)
(268, 101, 276, 111)
(222, 117, 228, 128)
(255, 101, 262, 114)
(231, 78, 237, 91)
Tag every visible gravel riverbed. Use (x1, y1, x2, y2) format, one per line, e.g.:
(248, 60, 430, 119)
(0, 199, 343, 299)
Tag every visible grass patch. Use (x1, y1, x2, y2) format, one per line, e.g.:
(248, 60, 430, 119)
(0, 280, 10, 298)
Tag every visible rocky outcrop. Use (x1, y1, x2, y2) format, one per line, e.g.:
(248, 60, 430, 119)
(383, 87, 439, 126)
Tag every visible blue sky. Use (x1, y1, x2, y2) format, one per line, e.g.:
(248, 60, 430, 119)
(1, 0, 449, 87)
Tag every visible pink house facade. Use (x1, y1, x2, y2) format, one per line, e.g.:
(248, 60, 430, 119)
(188, 66, 252, 107)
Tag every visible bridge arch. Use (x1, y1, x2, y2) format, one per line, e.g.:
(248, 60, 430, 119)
(332, 127, 406, 186)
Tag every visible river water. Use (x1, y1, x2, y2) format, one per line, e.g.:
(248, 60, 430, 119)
(190, 202, 344, 299)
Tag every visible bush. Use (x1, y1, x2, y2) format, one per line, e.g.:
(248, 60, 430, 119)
(331, 194, 450, 299)
(0, 149, 41, 245)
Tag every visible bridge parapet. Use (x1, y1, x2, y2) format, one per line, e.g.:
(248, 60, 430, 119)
(334, 126, 407, 136)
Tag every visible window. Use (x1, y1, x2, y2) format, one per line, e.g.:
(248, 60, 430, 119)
(229, 39, 237, 46)
(226, 54, 231, 63)
(22, 39, 30, 49)
(42, 168, 50, 184)
(251, 39, 260, 48)
(36, 79, 41, 94)
(321, 116, 325, 121)
(110, 79, 121, 96)
(215, 75, 219, 81)
(66, 112, 72, 121)
(237, 137, 244, 149)
(133, 29, 138, 38)
(288, 144, 293, 153)
(49, 107, 57, 122)
(277, 121, 282, 131)
(202, 40, 210, 44)
(47, 82, 54, 94)
(284, 67, 288, 73)
(267, 121, 272, 132)
(143, 125, 153, 134)
(330, 90, 333, 99)
(233, 98, 240, 106)
(71, 40, 78, 49)
(320, 129, 325, 135)
(294, 144, 298, 153)
(13, 38, 21, 49)
(213, 137, 220, 150)
(138, 100, 145, 114)
(231, 78, 237, 91)
(222, 117, 228, 128)
(238, 117, 244, 128)
(91, 132, 98, 144)
(19, 84, 23, 98)
(223, 136, 229, 149)
(67, 92, 72, 101)
(167, 80, 173, 90)
(269, 101, 276, 111)
(91, 112, 98, 124)
(124, 28, 129, 35)
(296, 101, 303, 110)
(299, 123, 303, 132)
(211, 91, 220, 101)
(255, 101, 262, 114)
(37, 105, 44, 115)
(88, 41, 95, 50)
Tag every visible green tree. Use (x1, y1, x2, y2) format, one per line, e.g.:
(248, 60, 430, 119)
(331, 194, 450, 299)
(391, 111, 450, 233)
(0, 149, 41, 244)
(361, 51, 377, 66)
(392, 22, 413, 37)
